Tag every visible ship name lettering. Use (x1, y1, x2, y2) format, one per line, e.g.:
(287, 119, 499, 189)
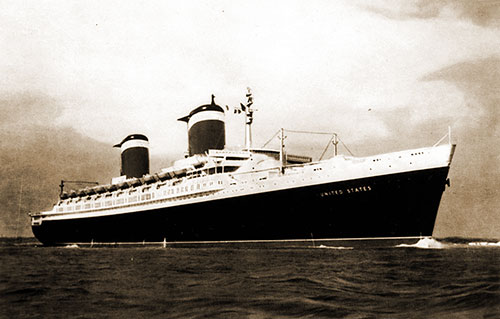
(320, 185, 372, 197)
(346, 185, 372, 193)
(320, 189, 344, 197)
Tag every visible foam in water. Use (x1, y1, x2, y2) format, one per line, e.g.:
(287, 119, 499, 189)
(63, 244, 79, 248)
(468, 241, 500, 247)
(396, 237, 445, 249)
(316, 244, 354, 250)
(397, 238, 500, 249)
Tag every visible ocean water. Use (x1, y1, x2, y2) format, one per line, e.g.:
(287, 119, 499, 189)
(1, 237, 499, 319)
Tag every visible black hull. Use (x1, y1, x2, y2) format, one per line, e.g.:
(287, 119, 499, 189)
(33, 167, 450, 245)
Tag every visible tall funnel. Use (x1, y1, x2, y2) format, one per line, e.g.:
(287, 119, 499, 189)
(113, 134, 150, 178)
(178, 95, 225, 156)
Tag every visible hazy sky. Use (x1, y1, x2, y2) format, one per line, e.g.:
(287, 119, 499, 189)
(1, 0, 498, 155)
(1, 1, 499, 237)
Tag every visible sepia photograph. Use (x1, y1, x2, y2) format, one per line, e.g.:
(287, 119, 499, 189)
(1, 1, 499, 318)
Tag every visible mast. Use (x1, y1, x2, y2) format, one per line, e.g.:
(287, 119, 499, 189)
(243, 87, 255, 150)
(245, 117, 252, 150)
(279, 128, 286, 174)
(333, 133, 338, 156)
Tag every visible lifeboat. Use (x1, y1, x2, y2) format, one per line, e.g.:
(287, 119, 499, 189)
(157, 171, 170, 181)
(159, 168, 176, 180)
(84, 187, 96, 195)
(144, 174, 156, 184)
(128, 178, 142, 187)
(118, 181, 130, 190)
(173, 167, 188, 177)
(75, 189, 86, 197)
(94, 185, 106, 194)
(106, 184, 117, 192)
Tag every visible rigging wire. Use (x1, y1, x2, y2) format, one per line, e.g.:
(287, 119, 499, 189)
(319, 134, 336, 161)
(339, 137, 355, 156)
(284, 129, 335, 135)
(261, 130, 280, 148)
(261, 128, 355, 158)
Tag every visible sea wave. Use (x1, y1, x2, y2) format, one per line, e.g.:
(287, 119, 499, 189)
(2, 238, 499, 318)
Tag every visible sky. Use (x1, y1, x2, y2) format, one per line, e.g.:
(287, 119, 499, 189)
(0, 0, 499, 238)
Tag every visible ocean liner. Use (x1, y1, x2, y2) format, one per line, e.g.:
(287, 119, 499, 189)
(30, 90, 456, 245)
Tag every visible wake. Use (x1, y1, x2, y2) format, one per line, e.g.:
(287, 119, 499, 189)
(397, 237, 444, 249)
(397, 237, 500, 249)
(315, 244, 353, 250)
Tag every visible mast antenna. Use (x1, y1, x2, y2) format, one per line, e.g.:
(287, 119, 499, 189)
(243, 87, 256, 150)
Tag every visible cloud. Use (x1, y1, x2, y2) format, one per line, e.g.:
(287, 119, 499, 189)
(363, 0, 500, 27)
(421, 56, 500, 131)
(0, 91, 61, 127)
(421, 56, 500, 238)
